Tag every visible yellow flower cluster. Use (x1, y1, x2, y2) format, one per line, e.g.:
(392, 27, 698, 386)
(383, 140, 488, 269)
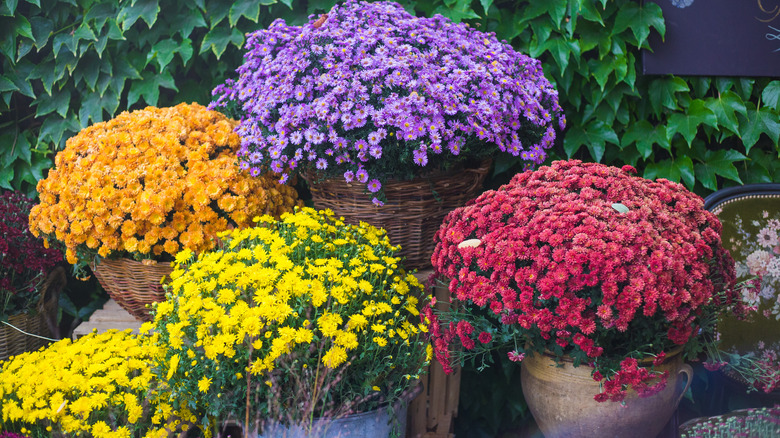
(29, 103, 301, 267)
(148, 207, 430, 425)
(0, 330, 195, 437)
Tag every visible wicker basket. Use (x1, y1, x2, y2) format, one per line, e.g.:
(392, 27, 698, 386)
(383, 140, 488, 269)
(91, 258, 174, 322)
(0, 266, 66, 361)
(306, 161, 490, 270)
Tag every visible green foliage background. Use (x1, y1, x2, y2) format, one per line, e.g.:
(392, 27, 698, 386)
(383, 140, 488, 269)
(3, 0, 779, 434)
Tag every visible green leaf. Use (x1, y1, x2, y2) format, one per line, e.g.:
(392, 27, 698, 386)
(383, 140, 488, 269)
(578, 1, 604, 25)
(0, 0, 17, 16)
(694, 149, 746, 190)
(34, 87, 70, 118)
(118, 0, 160, 30)
(704, 91, 746, 135)
(667, 100, 717, 146)
(563, 119, 618, 162)
(79, 87, 119, 127)
(546, 0, 568, 28)
(127, 70, 177, 108)
(612, 1, 664, 48)
(740, 106, 780, 151)
(73, 22, 98, 42)
(105, 18, 125, 41)
(432, 0, 480, 23)
(146, 38, 179, 71)
(52, 32, 78, 57)
(29, 16, 53, 49)
(648, 76, 689, 114)
(0, 75, 15, 92)
(205, 0, 231, 28)
(644, 156, 694, 186)
(178, 38, 193, 65)
(176, 8, 206, 39)
(479, 0, 493, 15)
(27, 59, 55, 95)
(24, 0, 39, 8)
(84, 2, 116, 32)
(621, 120, 668, 158)
(229, 0, 261, 27)
(200, 26, 244, 59)
(14, 15, 33, 40)
(37, 114, 79, 150)
(762, 80, 780, 111)
(542, 37, 579, 72)
(0, 165, 12, 190)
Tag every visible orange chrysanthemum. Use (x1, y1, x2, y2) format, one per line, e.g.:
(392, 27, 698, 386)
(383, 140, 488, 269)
(29, 103, 301, 269)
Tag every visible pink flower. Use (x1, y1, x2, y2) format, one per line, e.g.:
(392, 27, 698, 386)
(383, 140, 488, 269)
(507, 351, 525, 362)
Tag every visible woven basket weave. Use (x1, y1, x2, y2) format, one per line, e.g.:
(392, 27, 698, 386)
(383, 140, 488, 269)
(306, 161, 490, 270)
(91, 258, 173, 322)
(0, 266, 66, 361)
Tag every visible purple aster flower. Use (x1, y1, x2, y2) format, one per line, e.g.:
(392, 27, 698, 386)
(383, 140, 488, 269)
(279, 173, 289, 184)
(239, 161, 250, 170)
(271, 160, 284, 172)
(372, 197, 384, 207)
(316, 158, 328, 169)
(367, 179, 382, 193)
(413, 148, 428, 166)
(212, 0, 564, 202)
(250, 167, 261, 177)
(344, 170, 355, 183)
(356, 168, 369, 183)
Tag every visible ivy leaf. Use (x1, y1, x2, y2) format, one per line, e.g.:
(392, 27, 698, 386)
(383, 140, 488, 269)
(79, 87, 119, 127)
(704, 91, 746, 135)
(177, 8, 206, 39)
(34, 87, 70, 118)
(621, 120, 668, 158)
(667, 100, 717, 146)
(0, 75, 15, 92)
(200, 26, 244, 59)
(146, 38, 180, 71)
(0, 0, 16, 16)
(741, 106, 780, 151)
(546, 0, 568, 29)
(612, 1, 664, 48)
(578, 1, 604, 25)
(479, 0, 493, 15)
(127, 70, 177, 108)
(118, 0, 160, 30)
(29, 16, 53, 50)
(73, 22, 98, 42)
(563, 119, 618, 162)
(762, 80, 780, 111)
(37, 114, 79, 150)
(542, 37, 579, 72)
(27, 59, 55, 95)
(205, 1, 231, 29)
(0, 165, 12, 190)
(648, 76, 689, 114)
(14, 15, 33, 40)
(229, 0, 261, 27)
(84, 2, 116, 33)
(644, 156, 694, 187)
(693, 149, 746, 190)
(433, 0, 480, 23)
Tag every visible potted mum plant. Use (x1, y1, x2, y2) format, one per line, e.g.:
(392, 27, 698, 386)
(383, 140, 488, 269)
(28, 103, 301, 321)
(0, 190, 65, 361)
(424, 160, 744, 438)
(210, 0, 564, 268)
(147, 207, 430, 438)
(0, 329, 196, 437)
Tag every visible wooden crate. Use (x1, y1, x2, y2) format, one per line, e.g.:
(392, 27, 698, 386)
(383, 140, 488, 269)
(71, 299, 143, 339)
(408, 269, 461, 438)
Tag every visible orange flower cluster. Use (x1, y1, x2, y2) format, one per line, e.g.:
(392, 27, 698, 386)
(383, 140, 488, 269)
(29, 103, 300, 266)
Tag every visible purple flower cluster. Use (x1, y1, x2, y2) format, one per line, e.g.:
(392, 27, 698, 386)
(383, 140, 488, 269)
(211, 0, 564, 200)
(0, 191, 63, 317)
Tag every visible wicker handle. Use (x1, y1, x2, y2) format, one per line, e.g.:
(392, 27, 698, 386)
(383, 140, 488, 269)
(38, 266, 66, 339)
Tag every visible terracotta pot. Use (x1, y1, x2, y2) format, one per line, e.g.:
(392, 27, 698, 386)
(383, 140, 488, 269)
(521, 350, 693, 438)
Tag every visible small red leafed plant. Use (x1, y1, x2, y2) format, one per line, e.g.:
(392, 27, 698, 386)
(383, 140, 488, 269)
(424, 160, 743, 402)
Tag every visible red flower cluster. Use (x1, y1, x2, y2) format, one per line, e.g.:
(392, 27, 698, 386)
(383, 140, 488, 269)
(426, 160, 738, 401)
(0, 191, 63, 317)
